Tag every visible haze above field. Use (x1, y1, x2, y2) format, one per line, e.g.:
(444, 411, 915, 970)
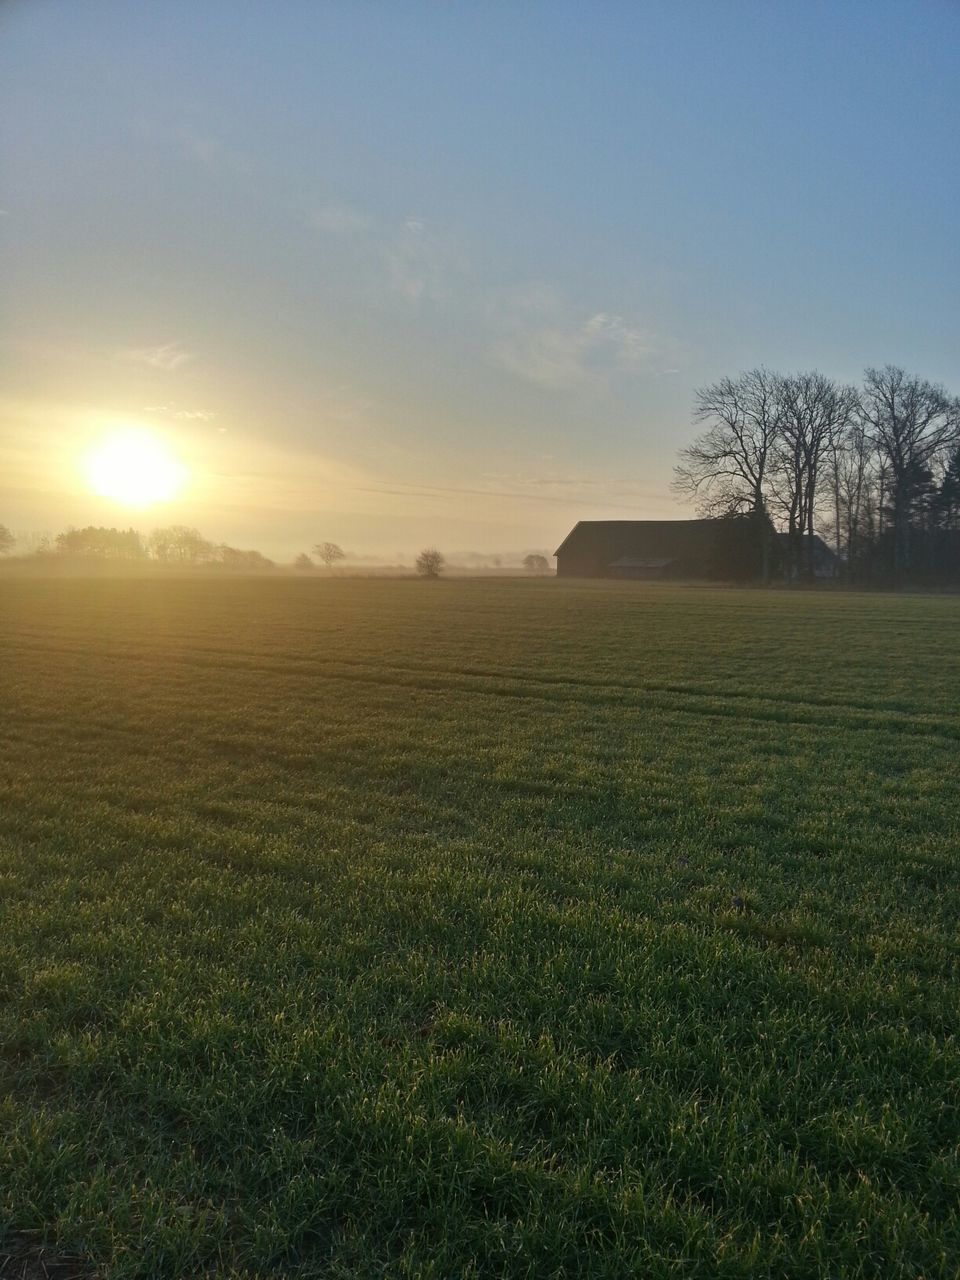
(1, 1, 958, 559)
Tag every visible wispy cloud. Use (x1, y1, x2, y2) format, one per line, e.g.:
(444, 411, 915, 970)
(308, 201, 465, 307)
(380, 217, 464, 305)
(306, 205, 666, 376)
(311, 383, 377, 424)
(120, 343, 194, 371)
(490, 287, 658, 391)
(143, 404, 216, 421)
(310, 203, 372, 235)
(180, 130, 252, 176)
(581, 312, 655, 365)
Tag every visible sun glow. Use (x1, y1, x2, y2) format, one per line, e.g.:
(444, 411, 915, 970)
(85, 428, 185, 506)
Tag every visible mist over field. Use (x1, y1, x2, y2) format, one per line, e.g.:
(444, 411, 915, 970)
(3, 2, 960, 1276)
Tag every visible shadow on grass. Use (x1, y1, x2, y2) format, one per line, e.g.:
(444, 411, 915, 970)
(0, 1234, 94, 1279)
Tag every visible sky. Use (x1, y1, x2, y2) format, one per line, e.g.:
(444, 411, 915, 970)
(1, 0, 958, 561)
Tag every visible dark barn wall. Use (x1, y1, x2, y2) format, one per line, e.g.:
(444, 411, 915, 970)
(557, 552, 607, 578)
(554, 517, 769, 582)
(608, 565, 667, 581)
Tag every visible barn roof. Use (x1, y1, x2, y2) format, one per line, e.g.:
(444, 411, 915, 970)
(554, 519, 719, 560)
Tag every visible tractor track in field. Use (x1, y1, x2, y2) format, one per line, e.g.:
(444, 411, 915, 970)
(8, 632, 960, 747)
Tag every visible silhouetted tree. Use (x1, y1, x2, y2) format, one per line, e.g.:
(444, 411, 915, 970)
(416, 548, 444, 578)
(523, 553, 550, 575)
(216, 545, 274, 570)
(315, 541, 345, 572)
(673, 368, 781, 580)
(769, 373, 858, 580)
(933, 446, 960, 531)
(294, 552, 314, 570)
(0, 524, 14, 555)
(826, 414, 875, 573)
(673, 363, 960, 586)
(860, 366, 959, 575)
(148, 526, 215, 564)
(56, 526, 145, 559)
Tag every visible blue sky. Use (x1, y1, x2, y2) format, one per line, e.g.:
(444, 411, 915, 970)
(1, 1, 958, 558)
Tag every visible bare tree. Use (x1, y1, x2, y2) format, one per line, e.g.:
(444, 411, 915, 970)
(860, 366, 960, 574)
(415, 548, 444, 578)
(934, 446, 960, 531)
(149, 526, 215, 564)
(674, 362, 960, 585)
(674, 369, 779, 513)
(826, 413, 876, 572)
(57, 526, 146, 559)
(523, 553, 550, 575)
(216, 545, 274, 570)
(0, 524, 14, 556)
(673, 368, 780, 579)
(13, 532, 53, 556)
(315, 541, 345, 572)
(769, 373, 858, 580)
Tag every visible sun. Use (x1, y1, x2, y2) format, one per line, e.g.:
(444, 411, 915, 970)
(85, 428, 185, 506)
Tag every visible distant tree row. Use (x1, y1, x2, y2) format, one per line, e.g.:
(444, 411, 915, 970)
(674, 365, 960, 583)
(2, 527, 557, 578)
(1, 524, 275, 569)
(0, 523, 19, 555)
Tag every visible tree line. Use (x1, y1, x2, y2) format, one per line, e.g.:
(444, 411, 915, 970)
(0, 528, 555, 577)
(673, 365, 960, 583)
(0, 524, 274, 569)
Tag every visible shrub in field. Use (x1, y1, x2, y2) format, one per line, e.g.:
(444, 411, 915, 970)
(416, 547, 445, 578)
(315, 542, 345, 572)
(523, 553, 550, 575)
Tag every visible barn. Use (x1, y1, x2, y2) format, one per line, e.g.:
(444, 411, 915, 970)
(775, 532, 838, 579)
(554, 518, 762, 580)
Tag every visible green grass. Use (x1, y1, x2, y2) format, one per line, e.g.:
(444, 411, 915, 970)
(1, 577, 959, 1278)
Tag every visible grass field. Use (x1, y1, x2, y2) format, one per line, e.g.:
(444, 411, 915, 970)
(2, 577, 959, 1278)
